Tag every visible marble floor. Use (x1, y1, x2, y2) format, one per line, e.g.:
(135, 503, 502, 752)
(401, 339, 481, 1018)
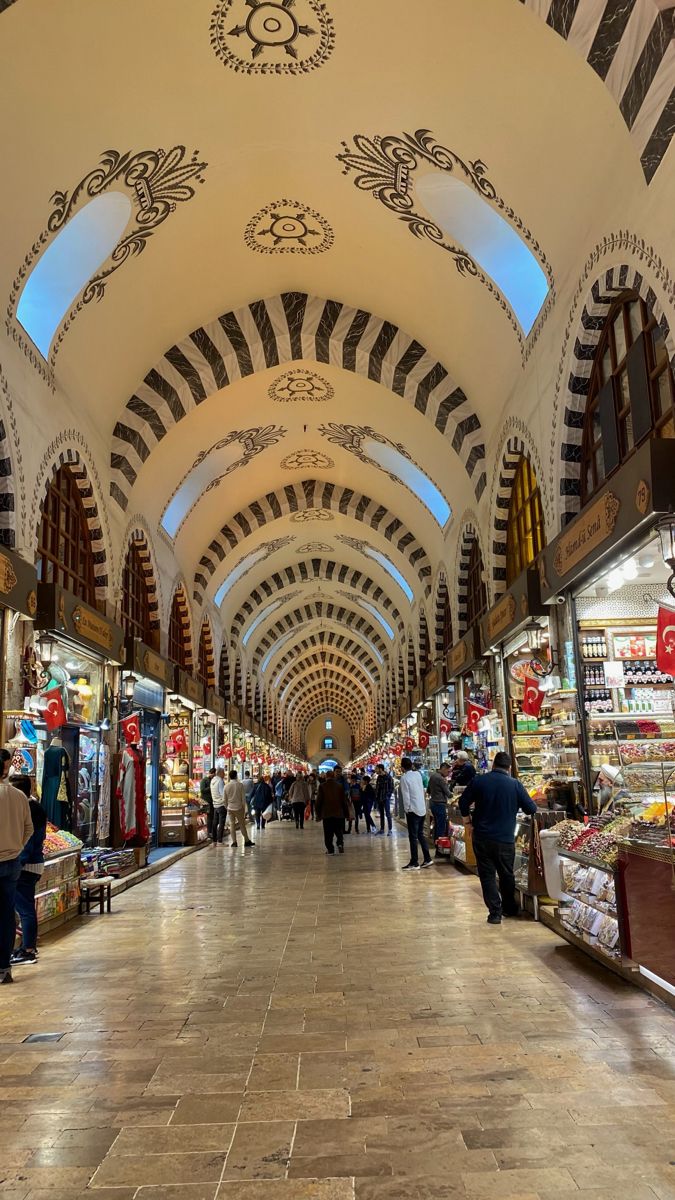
(2, 820, 675, 1200)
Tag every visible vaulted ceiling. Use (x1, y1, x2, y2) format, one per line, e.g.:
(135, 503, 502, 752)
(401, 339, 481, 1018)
(2, 0, 670, 753)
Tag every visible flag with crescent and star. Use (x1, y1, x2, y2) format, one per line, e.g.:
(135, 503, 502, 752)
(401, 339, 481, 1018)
(522, 676, 544, 718)
(121, 713, 141, 745)
(465, 700, 488, 733)
(39, 689, 66, 731)
(656, 603, 675, 677)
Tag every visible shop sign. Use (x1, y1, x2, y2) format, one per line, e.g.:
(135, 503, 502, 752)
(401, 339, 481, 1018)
(423, 665, 440, 696)
(204, 687, 226, 719)
(36, 583, 124, 662)
(553, 492, 621, 579)
(128, 639, 174, 689)
(484, 593, 517, 644)
(636, 479, 651, 515)
(175, 668, 204, 707)
(0, 547, 38, 618)
(397, 697, 409, 721)
(411, 684, 422, 708)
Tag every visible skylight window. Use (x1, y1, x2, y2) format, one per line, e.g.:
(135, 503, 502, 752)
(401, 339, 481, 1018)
(353, 597, 394, 641)
(16, 193, 132, 359)
(242, 599, 283, 648)
(415, 173, 549, 335)
(162, 444, 247, 539)
(362, 547, 414, 603)
(214, 547, 268, 607)
(364, 438, 450, 529)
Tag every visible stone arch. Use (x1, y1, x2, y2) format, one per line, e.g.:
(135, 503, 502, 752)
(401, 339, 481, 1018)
(219, 641, 232, 702)
(269, 631, 382, 684)
(0, 364, 25, 550)
(194, 478, 433, 605)
(489, 425, 548, 595)
(551, 243, 675, 529)
(433, 570, 451, 658)
(418, 606, 431, 676)
(454, 514, 486, 635)
(120, 521, 162, 633)
(521, 0, 675, 184)
(197, 615, 216, 687)
(168, 580, 194, 669)
(254, 602, 389, 668)
(277, 652, 374, 698)
(110, 291, 486, 509)
(231, 562, 405, 638)
(32, 437, 111, 604)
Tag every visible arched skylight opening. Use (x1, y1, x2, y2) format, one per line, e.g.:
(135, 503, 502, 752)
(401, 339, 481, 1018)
(354, 597, 394, 641)
(214, 547, 268, 607)
(242, 599, 283, 648)
(364, 437, 451, 528)
(416, 173, 549, 335)
(16, 193, 132, 359)
(361, 547, 414, 603)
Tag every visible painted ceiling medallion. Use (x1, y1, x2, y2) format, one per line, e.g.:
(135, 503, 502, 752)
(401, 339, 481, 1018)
(336, 534, 368, 553)
(245, 200, 333, 255)
(281, 450, 334, 470)
(290, 508, 334, 523)
(297, 542, 333, 554)
(268, 367, 334, 403)
(336, 128, 554, 352)
(210, 0, 334, 75)
(8, 146, 207, 381)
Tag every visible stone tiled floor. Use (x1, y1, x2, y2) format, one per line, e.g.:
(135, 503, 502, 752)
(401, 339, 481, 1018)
(2, 820, 675, 1200)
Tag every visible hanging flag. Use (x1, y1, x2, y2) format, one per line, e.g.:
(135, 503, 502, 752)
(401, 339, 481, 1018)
(393, 742, 403, 756)
(222, 742, 233, 759)
(522, 676, 544, 718)
(172, 727, 188, 754)
(238, 747, 247, 761)
(439, 717, 452, 735)
(404, 736, 415, 752)
(39, 689, 67, 731)
(656, 604, 675, 677)
(465, 701, 488, 734)
(121, 713, 141, 745)
(418, 730, 430, 750)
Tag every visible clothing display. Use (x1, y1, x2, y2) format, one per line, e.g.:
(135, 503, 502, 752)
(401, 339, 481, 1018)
(41, 742, 73, 830)
(97, 740, 111, 842)
(117, 744, 149, 842)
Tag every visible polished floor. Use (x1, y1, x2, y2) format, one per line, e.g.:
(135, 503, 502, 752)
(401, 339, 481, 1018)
(2, 820, 675, 1200)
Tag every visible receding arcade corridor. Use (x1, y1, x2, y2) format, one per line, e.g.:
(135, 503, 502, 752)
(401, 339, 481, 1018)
(2, 828, 675, 1200)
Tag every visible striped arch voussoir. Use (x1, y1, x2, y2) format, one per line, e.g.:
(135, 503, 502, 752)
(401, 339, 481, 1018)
(172, 584, 194, 669)
(37, 449, 108, 603)
(129, 529, 160, 630)
(456, 520, 480, 636)
(111, 292, 486, 511)
(198, 616, 216, 687)
(433, 572, 449, 656)
(271, 631, 381, 682)
(559, 264, 675, 528)
(194, 478, 432, 604)
(254, 601, 389, 667)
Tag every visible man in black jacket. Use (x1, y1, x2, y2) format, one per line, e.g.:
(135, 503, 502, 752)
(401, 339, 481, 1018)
(459, 752, 537, 924)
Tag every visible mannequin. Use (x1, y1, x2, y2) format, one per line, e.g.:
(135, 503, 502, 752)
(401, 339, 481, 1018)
(41, 735, 72, 830)
(117, 739, 149, 843)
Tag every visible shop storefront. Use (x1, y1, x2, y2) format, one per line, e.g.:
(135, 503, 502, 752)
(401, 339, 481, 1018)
(0, 547, 38, 746)
(160, 668, 205, 846)
(20, 584, 125, 847)
(124, 638, 174, 846)
(446, 627, 506, 770)
(538, 439, 675, 995)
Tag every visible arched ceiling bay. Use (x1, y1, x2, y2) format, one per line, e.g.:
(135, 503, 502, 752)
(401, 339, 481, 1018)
(1, 0, 662, 752)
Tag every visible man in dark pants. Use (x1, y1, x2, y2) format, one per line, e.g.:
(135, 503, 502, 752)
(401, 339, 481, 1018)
(459, 751, 537, 924)
(316, 770, 349, 855)
(374, 763, 393, 834)
(427, 762, 451, 853)
(201, 767, 216, 838)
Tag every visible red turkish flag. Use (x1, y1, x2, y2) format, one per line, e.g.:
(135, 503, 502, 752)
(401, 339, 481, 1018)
(439, 717, 452, 735)
(404, 736, 415, 752)
(522, 676, 544, 718)
(172, 727, 188, 754)
(222, 742, 233, 759)
(121, 713, 141, 745)
(656, 604, 675, 677)
(39, 689, 67, 731)
(393, 742, 403, 755)
(238, 747, 247, 762)
(466, 701, 488, 733)
(418, 730, 430, 750)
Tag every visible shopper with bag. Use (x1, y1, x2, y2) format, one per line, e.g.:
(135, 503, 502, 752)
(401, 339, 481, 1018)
(400, 756, 432, 870)
(0, 749, 33, 985)
(9, 776, 46, 968)
(251, 776, 274, 830)
(224, 771, 255, 848)
(289, 773, 310, 830)
(315, 769, 349, 855)
(210, 767, 228, 845)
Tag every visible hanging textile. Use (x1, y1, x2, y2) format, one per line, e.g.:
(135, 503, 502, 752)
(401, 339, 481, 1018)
(41, 742, 72, 830)
(97, 738, 111, 842)
(117, 744, 148, 842)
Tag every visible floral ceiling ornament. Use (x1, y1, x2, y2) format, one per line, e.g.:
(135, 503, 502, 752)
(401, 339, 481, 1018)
(261, 535, 296, 554)
(8, 146, 208, 380)
(281, 449, 334, 470)
(318, 422, 409, 484)
(290, 508, 334, 523)
(245, 199, 333, 255)
(268, 368, 334, 403)
(210, 0, 335, 76)
(296, 542, 334, 554)
(162, 425, 287, 536)
(336, 534, 368, 553)
(336, 128, 554, 354)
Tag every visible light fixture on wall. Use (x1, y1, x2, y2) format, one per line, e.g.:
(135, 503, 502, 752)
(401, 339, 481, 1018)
(657, 516, 675, 598)
(36, 633, 54, 665)
(123, 672, 137, 701)
(523, 618, 557, 678)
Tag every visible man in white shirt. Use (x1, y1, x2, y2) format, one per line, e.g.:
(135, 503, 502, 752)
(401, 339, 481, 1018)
(224, 771, 255, 849)
(210, 768, 228, 844)
(399, 756, 432, 870)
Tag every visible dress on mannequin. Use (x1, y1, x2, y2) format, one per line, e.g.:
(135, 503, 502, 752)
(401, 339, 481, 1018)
(117, 743, 148, 842)
(41, 739, 72, 830)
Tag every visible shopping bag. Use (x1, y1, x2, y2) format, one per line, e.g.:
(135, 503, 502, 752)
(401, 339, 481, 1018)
(304, 802, 312, 821)
(262, 804, 276, 822)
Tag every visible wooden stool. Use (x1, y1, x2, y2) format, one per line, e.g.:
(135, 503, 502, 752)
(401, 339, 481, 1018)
(79, 879, 112, 915)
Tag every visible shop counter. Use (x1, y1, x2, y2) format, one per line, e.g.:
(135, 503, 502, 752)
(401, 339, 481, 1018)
(34, 849, 81, 936)
(618, 841, 675, 990)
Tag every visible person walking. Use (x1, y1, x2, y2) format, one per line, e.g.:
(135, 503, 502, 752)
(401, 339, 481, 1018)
(360, 775, 377, 834)
(9, 776, 46, 967)
(0, 750, 33, 985)
(210, 767, 228, 845)
(315, 769, 349, 855)
(348, 772, 362, 833)
(427, 762, 452, 854)
(289, 773, 310, 829)
(201, 767, 216, 839)
(242, 770, 255, 818)
(374, 763, 393, 835)
(459, 751, 538, 924)
(308, 771, 318, 820)
(333, 765, 351, 834)
(251, 775, 273, 829)
(399, 756, 432, 870)
(224, 771, 255, 848)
